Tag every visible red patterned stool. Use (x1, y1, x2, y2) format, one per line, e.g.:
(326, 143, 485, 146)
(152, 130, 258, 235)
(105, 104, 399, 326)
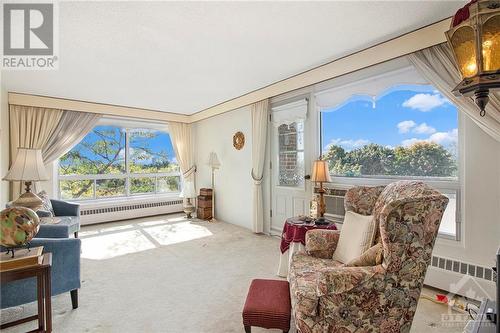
(242, 279, 291, 333)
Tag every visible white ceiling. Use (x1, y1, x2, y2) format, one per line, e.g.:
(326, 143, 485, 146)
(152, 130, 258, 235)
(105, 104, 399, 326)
(2, 1, 463, 115)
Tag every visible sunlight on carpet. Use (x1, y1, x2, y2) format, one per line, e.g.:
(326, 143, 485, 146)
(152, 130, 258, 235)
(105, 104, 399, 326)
(80, 219, 213, 260)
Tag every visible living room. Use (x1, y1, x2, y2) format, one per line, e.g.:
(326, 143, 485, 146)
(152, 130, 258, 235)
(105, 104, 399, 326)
(0, 1, 499, 333)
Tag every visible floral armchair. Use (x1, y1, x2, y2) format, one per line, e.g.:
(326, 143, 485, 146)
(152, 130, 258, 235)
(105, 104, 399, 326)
(289, 181, 449, 333)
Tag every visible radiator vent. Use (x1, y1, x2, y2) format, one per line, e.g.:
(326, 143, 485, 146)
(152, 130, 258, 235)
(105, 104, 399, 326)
(81, 199, 183, 216)
(431, 255, 497, 282)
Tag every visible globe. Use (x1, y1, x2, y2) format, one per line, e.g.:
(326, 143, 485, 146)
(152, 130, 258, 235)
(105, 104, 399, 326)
(0, 207, 40, 247)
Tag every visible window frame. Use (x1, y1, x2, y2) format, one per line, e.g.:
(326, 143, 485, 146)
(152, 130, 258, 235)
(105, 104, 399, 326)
(57, 125, 181, 201)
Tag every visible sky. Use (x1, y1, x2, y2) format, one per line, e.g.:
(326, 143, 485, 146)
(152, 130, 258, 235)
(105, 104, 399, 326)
(321, 85, 458, 154)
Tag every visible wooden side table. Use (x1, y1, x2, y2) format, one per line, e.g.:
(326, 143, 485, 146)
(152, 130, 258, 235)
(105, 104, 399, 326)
(0, 253, 52, 333)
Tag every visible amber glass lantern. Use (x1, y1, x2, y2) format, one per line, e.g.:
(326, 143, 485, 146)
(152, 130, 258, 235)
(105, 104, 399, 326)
(446, 0, 500, 116)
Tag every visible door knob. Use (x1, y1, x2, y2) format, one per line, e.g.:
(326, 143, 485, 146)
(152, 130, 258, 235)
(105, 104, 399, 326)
(304, 175, 311, 180)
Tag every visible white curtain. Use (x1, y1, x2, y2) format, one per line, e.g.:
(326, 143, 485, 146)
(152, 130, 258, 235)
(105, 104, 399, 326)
(9, 105, 64, 198)
(408, 43, 500, 142)
(168, 122, 196, 182)
(251, 99, 269, 233)
(43, 110, 102, 164)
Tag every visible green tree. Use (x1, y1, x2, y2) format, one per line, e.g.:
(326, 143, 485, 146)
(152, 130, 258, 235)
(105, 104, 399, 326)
(344, 144, 394, 176)
(323, 141, 457, 178)
(392, 142, 457, 177)
(59, 127, 178, 199)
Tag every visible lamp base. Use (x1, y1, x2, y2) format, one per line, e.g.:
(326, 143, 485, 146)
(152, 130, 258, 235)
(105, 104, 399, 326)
(183, 198, 195, 219)
(315, 216, 330, 225)
(12, 191, 43, 211)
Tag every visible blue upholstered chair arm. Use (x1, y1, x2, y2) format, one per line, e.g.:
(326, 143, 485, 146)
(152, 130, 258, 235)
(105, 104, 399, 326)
(51, 199, 80, 217)
(36, 225, 70, 238)
(0, 238, 81, 309)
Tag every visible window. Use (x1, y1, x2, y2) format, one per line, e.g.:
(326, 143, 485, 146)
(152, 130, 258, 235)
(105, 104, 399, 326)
(58, 125, 180, 200)
(278, 121, 305, 187)
(319, 74, 460, 239)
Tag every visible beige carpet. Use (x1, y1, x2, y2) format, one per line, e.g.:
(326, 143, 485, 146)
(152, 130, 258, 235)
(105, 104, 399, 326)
(1, 214, 467, 332)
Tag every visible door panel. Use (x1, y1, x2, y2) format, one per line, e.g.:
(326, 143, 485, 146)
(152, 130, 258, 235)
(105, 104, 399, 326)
(270, 99, 313, 233)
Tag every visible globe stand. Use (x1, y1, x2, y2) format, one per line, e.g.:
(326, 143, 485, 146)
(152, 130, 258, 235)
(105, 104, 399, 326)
(5, 242, 32, 259)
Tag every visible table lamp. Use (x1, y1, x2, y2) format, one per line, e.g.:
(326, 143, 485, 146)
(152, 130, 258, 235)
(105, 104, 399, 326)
(3, 148, 49, 210)
(180, 180, 196, 218)
(311, 159, 331, 224)
(208, 152, 220, 222)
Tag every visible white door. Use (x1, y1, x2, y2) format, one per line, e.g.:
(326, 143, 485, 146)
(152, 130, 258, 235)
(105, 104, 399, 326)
(270, 99, 314, 234)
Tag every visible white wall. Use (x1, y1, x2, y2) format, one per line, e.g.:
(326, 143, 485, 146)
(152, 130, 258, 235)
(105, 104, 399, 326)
(193, 107, 254, 230)
(0, 72, 9, 208)
(425, 113, 500, 298)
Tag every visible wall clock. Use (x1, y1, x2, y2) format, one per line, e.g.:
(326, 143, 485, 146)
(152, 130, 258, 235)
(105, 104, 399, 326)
(233, 131, 245, 150)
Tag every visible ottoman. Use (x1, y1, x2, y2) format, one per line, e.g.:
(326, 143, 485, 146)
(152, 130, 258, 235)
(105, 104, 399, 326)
(242, 279, 291, 333)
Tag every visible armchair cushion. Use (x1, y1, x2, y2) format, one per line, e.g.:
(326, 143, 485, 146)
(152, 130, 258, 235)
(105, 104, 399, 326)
(38, 191, 55, 216)
(332, 211, 376, 263)
(305, 229, 340, 259)
(345, 242, 384, 267)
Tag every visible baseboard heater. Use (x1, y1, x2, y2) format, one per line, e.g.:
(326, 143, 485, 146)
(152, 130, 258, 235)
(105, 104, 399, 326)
(80, 198, 183, 225)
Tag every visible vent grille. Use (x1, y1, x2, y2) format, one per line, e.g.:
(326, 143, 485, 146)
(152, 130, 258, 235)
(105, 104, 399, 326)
(322, 188, 347, 223)
(81, 199, 183, 216)
(431, 255, 497, 282)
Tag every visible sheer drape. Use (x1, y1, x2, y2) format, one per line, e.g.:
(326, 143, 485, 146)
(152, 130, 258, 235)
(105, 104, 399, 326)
(43, 110, 101, 164)
(251, 99, 269, 233)
(168, 122, 196, 183)
(9, 105, 63, 198)
(408, 43, 500, 142)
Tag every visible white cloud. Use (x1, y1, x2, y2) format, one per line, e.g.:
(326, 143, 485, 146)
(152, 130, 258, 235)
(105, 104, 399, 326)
(397, 120, 436, 135)
(397, 120, 416, 133)
(402, 93, 450, 112)
(428, 129, 458, 145)
(326, 138, 370, 151)
(413, 122, 436, 135)
(401, 138, 421, 147)
(401, 129, 458, 147)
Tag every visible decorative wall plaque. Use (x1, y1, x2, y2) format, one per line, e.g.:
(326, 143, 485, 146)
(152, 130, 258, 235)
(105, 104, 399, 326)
(233, 131, 245, 150)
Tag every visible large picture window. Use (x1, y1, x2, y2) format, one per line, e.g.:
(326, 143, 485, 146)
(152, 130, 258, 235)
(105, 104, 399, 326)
(58, 125, 180, 200)
(319, 76, 460, 239)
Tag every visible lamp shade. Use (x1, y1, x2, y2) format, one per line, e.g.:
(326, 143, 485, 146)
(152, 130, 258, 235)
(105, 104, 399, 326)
(208, 152, 221, 169)
(3, 148, 48, 182)
(179, 181, 196, 198)
(311, 160, 331, 183)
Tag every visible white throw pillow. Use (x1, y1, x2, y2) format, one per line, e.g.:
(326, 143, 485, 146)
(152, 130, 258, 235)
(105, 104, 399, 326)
(332, 211, 376, 264)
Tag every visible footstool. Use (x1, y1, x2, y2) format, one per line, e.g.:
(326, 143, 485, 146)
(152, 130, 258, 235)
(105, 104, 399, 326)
(242, 279, 291, 333)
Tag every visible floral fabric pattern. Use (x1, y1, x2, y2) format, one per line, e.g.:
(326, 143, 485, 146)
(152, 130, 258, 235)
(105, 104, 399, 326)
(305, 229, 341, 259)
(344, 186, 385, 216)
(345, 242, 384, 267)
(289, 181, 448, 333)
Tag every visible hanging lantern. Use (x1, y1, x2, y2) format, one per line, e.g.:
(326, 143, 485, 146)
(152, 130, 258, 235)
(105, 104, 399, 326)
(445, 0, 500, 116)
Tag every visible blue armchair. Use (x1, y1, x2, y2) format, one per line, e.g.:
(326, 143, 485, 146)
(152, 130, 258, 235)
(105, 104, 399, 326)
(37, 199, 81, 239)
(1, 237, 81, 309)
(7, 199, 81, 238)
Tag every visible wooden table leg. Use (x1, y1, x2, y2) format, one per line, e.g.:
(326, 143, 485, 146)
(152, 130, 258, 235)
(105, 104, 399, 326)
(37, 272, 45, 332)
(44, 266, 52, 332)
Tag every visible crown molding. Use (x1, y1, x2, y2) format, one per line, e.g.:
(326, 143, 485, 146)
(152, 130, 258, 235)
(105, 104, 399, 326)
(8, 92, 191, 124)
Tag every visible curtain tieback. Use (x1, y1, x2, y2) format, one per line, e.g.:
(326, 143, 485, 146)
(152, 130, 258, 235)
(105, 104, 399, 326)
(251, 169, 263, 185)
(183, 165, 196, 178)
